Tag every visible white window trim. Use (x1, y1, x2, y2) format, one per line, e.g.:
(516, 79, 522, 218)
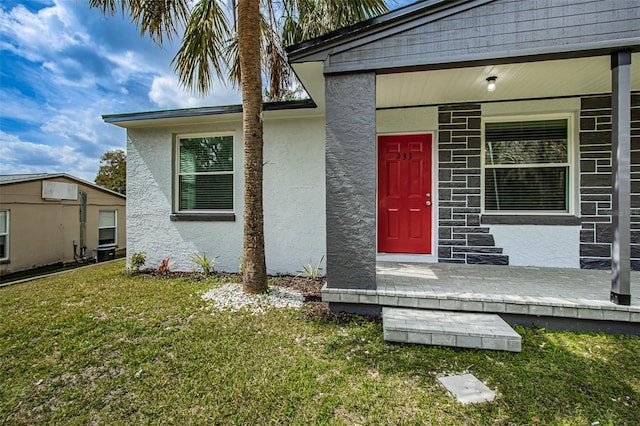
(174, 132, 235, 214)
(98, 210, 117, 247)
(481, 113, 576, 216)
(0, 210, 9, 261)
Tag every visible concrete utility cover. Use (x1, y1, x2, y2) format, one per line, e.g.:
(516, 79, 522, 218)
(437, 374, 496, 404)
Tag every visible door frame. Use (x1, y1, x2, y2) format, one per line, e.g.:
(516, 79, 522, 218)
(376, 131, 438, 263)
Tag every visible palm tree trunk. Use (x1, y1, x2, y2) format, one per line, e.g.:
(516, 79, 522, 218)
(238, 0, 267, 293)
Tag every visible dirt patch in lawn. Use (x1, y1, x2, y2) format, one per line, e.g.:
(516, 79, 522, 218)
(271, 275, 324, 301)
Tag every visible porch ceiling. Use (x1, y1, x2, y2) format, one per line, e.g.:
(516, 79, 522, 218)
(376, 53, 640, 109)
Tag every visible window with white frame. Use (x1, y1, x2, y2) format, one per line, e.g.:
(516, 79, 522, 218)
(176, 134, 234, 212)
(483, 117, 571, 213)
(0, 210, 8, 260)
(98, 210, 117, 246)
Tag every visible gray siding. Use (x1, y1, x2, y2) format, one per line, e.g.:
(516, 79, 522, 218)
(326, 0, 640, 73)
(325, 73, 377, 290)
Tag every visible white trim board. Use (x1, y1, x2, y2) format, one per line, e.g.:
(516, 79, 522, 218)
(376, 253, 438, 263)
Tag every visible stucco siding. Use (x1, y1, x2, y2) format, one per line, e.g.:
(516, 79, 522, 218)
(490, 225, 580, 268)
(377, 107, 438, 134)
(326, 0, 640, 73)
(127, 124, 243, 273)
(126, 116, 326, 275)
(263, 117, 326, 274)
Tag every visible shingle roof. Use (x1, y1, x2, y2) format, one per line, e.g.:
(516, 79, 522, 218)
(0, 173, 65, 185)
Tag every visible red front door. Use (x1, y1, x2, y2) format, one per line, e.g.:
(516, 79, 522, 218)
(378, 134, 433, 254)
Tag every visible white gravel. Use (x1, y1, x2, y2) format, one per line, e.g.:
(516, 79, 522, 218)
(201, 283, 304, 313)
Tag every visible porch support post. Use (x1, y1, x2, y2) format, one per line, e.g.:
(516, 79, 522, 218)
(610, 50, 632, 306)
(325, 72, 377, 290)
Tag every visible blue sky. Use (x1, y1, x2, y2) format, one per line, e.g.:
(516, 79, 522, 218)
(0, 0, 414, 182)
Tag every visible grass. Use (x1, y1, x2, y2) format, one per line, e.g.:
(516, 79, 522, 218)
(1, 260, 638, 425)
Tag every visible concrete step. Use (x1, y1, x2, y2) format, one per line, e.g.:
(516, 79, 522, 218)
(382, 307, 522, 352)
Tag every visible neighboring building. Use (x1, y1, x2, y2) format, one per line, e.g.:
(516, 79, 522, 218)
(104, 0, 639, 307)
(0, 174, 126, 277)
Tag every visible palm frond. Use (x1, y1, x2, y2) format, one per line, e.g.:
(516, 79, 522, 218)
(225, 35, 241, 88)
(172, 0, 232, 94)
(89, 0, 190, 44)
(280, 0, 389, 45)
(91, 0, 389, 98)
(261, 3, 291, 101)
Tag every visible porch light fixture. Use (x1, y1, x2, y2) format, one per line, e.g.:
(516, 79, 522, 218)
(486, 76, 497, 92)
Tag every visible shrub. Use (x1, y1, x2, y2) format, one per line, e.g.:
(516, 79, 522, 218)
(297, 255, 325, 280)
(189, 252, 217, 276)
(158, 258, 175, 275)
(129, 252, 146, 272)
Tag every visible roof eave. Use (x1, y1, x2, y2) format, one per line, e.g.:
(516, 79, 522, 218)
(102, 99, 317, 126)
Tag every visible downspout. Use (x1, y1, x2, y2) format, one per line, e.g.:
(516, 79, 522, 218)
(79, 191, 87, 258)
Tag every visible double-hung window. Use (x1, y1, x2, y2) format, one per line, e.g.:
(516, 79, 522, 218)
(483, 116, 571, 213)
(176, 134, 234, 212)
(98, 210, 117, 246)
(0, 210, 8, 260)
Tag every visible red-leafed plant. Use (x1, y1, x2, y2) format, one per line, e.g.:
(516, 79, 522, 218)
(158, 258, 175, 275)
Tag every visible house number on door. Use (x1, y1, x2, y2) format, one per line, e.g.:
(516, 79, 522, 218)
(396, 153, 413, 160)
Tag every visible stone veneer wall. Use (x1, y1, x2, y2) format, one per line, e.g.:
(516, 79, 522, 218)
(437, 104, 508, 265)
(580, 93, 640, 270)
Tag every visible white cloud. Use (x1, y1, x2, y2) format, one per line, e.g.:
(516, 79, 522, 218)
(42, 113, 98, 144)
(0, 131, 98, 181)
(107, 49, 151, 83)
(1, 1, 175, 91)
(0, 3, 79, 62)
(39, 102, 127, 157)
(148, 74, 241, 109)
(0, 87, 51, 124)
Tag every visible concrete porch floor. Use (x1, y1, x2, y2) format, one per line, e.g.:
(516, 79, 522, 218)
(322, 262, 640, 334)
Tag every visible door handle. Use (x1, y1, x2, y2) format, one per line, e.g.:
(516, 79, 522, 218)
(426, 201, 432, 206)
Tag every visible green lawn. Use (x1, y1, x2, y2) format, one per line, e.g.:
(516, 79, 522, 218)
(1, 260, 638, 425)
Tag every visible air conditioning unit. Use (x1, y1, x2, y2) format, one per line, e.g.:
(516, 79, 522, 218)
(95, 247, 116, 262)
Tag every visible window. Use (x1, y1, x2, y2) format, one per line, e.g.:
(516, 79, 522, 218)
(0, 210, 8, 260)
(483, 117, 571, 213)
(98, 210, 117, 246)
(176, 134, 234, 212)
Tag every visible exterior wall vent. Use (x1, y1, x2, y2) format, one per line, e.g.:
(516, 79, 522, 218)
(42, 181, 78, 200)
